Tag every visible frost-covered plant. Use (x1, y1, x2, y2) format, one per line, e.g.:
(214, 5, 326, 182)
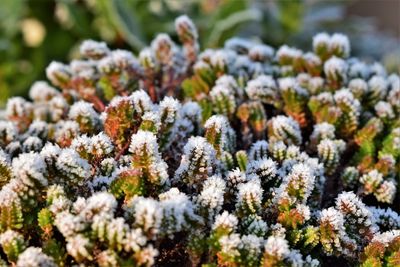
(0, 15, 398, 266)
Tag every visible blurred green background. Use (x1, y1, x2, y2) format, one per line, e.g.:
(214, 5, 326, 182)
(1, 0, 399, 106)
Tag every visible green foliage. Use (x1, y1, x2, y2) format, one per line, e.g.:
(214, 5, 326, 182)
(42, 239, 67, 266)
(235, 150, 248, 172)
(0, 230, 26, 263)
(38, 208, 53, 234)
(0, 10, 398, 267)
(110, 169, 144, 200)
(0, 196, 23, 233)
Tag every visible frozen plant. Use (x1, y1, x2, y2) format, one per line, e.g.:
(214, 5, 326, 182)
(0, 15, 398, 267)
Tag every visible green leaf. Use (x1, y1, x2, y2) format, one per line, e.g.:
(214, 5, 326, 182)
(38, 208, 53, 231)
(206, 9, 262, 47)
(277, 0, 304, 33)
(42, 239, 67, 266)
(97, 0, 146, 51)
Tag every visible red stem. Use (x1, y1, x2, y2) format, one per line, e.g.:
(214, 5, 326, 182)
(115, 140, 131, 161)
(89, 95, 106, 112)
(147, 81, 158, 102)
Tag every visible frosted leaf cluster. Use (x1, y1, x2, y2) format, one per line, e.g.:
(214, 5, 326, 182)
(0, 15, 398, 267)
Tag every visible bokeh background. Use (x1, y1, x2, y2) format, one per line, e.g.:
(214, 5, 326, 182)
(1, 0, 399, 107)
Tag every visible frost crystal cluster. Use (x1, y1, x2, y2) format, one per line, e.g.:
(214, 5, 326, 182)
(0, 16, 398, 267)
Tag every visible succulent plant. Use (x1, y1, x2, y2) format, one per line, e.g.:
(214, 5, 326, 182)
(0, 15, 398, 266)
